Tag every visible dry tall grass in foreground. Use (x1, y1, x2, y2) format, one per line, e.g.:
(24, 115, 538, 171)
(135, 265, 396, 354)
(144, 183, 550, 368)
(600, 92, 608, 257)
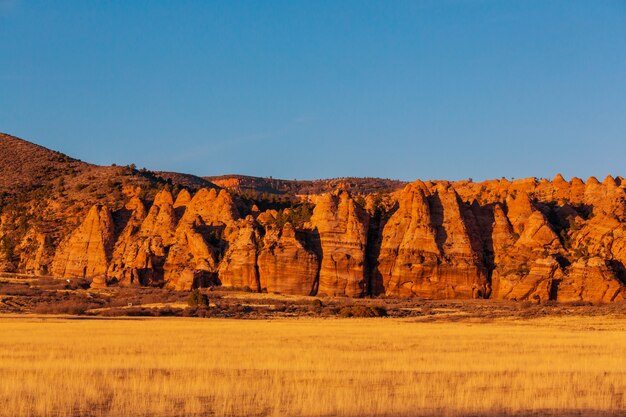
(0, 316, 624, 417)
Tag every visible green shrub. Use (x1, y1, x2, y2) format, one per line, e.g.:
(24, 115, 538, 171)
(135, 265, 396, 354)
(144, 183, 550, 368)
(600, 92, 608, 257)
(274, 204, 314, 228)
(187, 289, 209, 307)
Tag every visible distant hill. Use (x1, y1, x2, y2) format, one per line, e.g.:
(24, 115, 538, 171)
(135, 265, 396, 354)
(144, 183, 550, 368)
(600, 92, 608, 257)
(0, 133, 403, 197)
(205, 174, 406, 196)
(154, 171, 218, 190)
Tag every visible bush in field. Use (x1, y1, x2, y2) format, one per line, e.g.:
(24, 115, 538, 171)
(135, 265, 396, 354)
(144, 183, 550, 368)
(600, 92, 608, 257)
(338, 305, 387, 318)
(187, 289, 209, 307)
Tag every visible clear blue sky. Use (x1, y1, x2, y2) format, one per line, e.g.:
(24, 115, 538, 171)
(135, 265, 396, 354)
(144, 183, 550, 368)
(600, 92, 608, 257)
(1, 1, 625, 181)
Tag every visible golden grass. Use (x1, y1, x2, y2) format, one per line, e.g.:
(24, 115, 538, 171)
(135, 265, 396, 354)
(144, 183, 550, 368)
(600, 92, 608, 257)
(0, 315, 624, 417)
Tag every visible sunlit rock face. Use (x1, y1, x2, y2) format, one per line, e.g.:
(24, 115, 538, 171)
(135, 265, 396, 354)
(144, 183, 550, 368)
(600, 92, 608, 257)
(375, 182, 488, 299)
(258, 223, 320, 295)
(45, 176, 626, 301)
(310, 191, 369, 297)
(51, 205, 115, 279)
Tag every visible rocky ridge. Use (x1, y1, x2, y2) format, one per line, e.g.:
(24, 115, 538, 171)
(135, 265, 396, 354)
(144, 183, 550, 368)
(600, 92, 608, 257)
(44, 175, 626, 302)
(2, 134, 626, 302)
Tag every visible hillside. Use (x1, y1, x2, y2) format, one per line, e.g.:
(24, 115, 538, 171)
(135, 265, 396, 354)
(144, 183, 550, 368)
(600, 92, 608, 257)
(0, 133, 90, 190)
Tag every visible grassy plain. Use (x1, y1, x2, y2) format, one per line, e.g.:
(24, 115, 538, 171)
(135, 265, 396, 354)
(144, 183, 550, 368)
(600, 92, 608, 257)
(0, 315, 624, 417)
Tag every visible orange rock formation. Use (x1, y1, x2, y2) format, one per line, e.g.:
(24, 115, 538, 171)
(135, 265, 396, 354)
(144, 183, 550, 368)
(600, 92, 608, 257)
(16, 174, 626, 301)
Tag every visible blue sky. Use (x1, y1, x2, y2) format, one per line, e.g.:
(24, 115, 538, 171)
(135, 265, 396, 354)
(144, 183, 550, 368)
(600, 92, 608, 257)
(1, 1, 625, 181)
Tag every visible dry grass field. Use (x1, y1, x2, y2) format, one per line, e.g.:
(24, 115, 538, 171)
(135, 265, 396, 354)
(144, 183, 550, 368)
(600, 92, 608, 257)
(0, 316, 625, 417)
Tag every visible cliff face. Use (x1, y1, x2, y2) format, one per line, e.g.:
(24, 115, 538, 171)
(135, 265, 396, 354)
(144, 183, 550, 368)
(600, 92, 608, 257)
(51, 205, 115, 279)
(310, 191, 369, 297)
(375, 182, 488, 299)
(218, 217, 261, 291)
(6, 165, 626, 301)
(258, 223, 320, 295)
(107, 191, 174, 286)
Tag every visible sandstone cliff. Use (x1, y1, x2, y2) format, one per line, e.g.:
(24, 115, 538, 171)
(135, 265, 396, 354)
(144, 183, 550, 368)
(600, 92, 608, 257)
(2, 135, 625, 302)
(107, 191, 173, 286)
(218, 216, 261, 291)
(51, 205, 115, 280)
(310, 191, 369, 297)
(375, 181, 488, 299)
(36, 177, 626, 301)
(258, 223, 320, 295)
(163, 188, 240, 290)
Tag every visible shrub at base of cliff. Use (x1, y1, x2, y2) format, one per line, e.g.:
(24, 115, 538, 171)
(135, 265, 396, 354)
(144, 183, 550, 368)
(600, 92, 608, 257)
(309, 298, 324, 314)
(338, 305, 387, 318)
(187, 289, 209, 307)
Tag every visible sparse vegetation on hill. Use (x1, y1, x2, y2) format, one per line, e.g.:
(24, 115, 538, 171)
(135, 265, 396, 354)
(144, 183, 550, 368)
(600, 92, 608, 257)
(0, 133, 87, 190)
(154, 171, 219, 190)
(206, 174, 406, 196)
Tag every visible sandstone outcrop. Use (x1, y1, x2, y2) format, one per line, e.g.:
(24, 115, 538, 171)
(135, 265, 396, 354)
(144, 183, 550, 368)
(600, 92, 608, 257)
(14, 170, 625, 302)
(108, 191, 174, 286)
(489, 190, 569, 301)
(559, 257, 625, 302)
(19, 131, 626, 304)
(258, 223, 320, 295)
(492, 257, 562, 302)
(376, 182, 489, 298)
(90, 274, 108, 288)
(218, 216, 261, 290)
(18, 230, 49, 275)
(161, 188, 241, 289)
(181, 188, 240, 226)
(162, 217, 220, 289)
(173, 189, 191, 208)
(51, 205, 115, 278)
(310, 191, 369, 297)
